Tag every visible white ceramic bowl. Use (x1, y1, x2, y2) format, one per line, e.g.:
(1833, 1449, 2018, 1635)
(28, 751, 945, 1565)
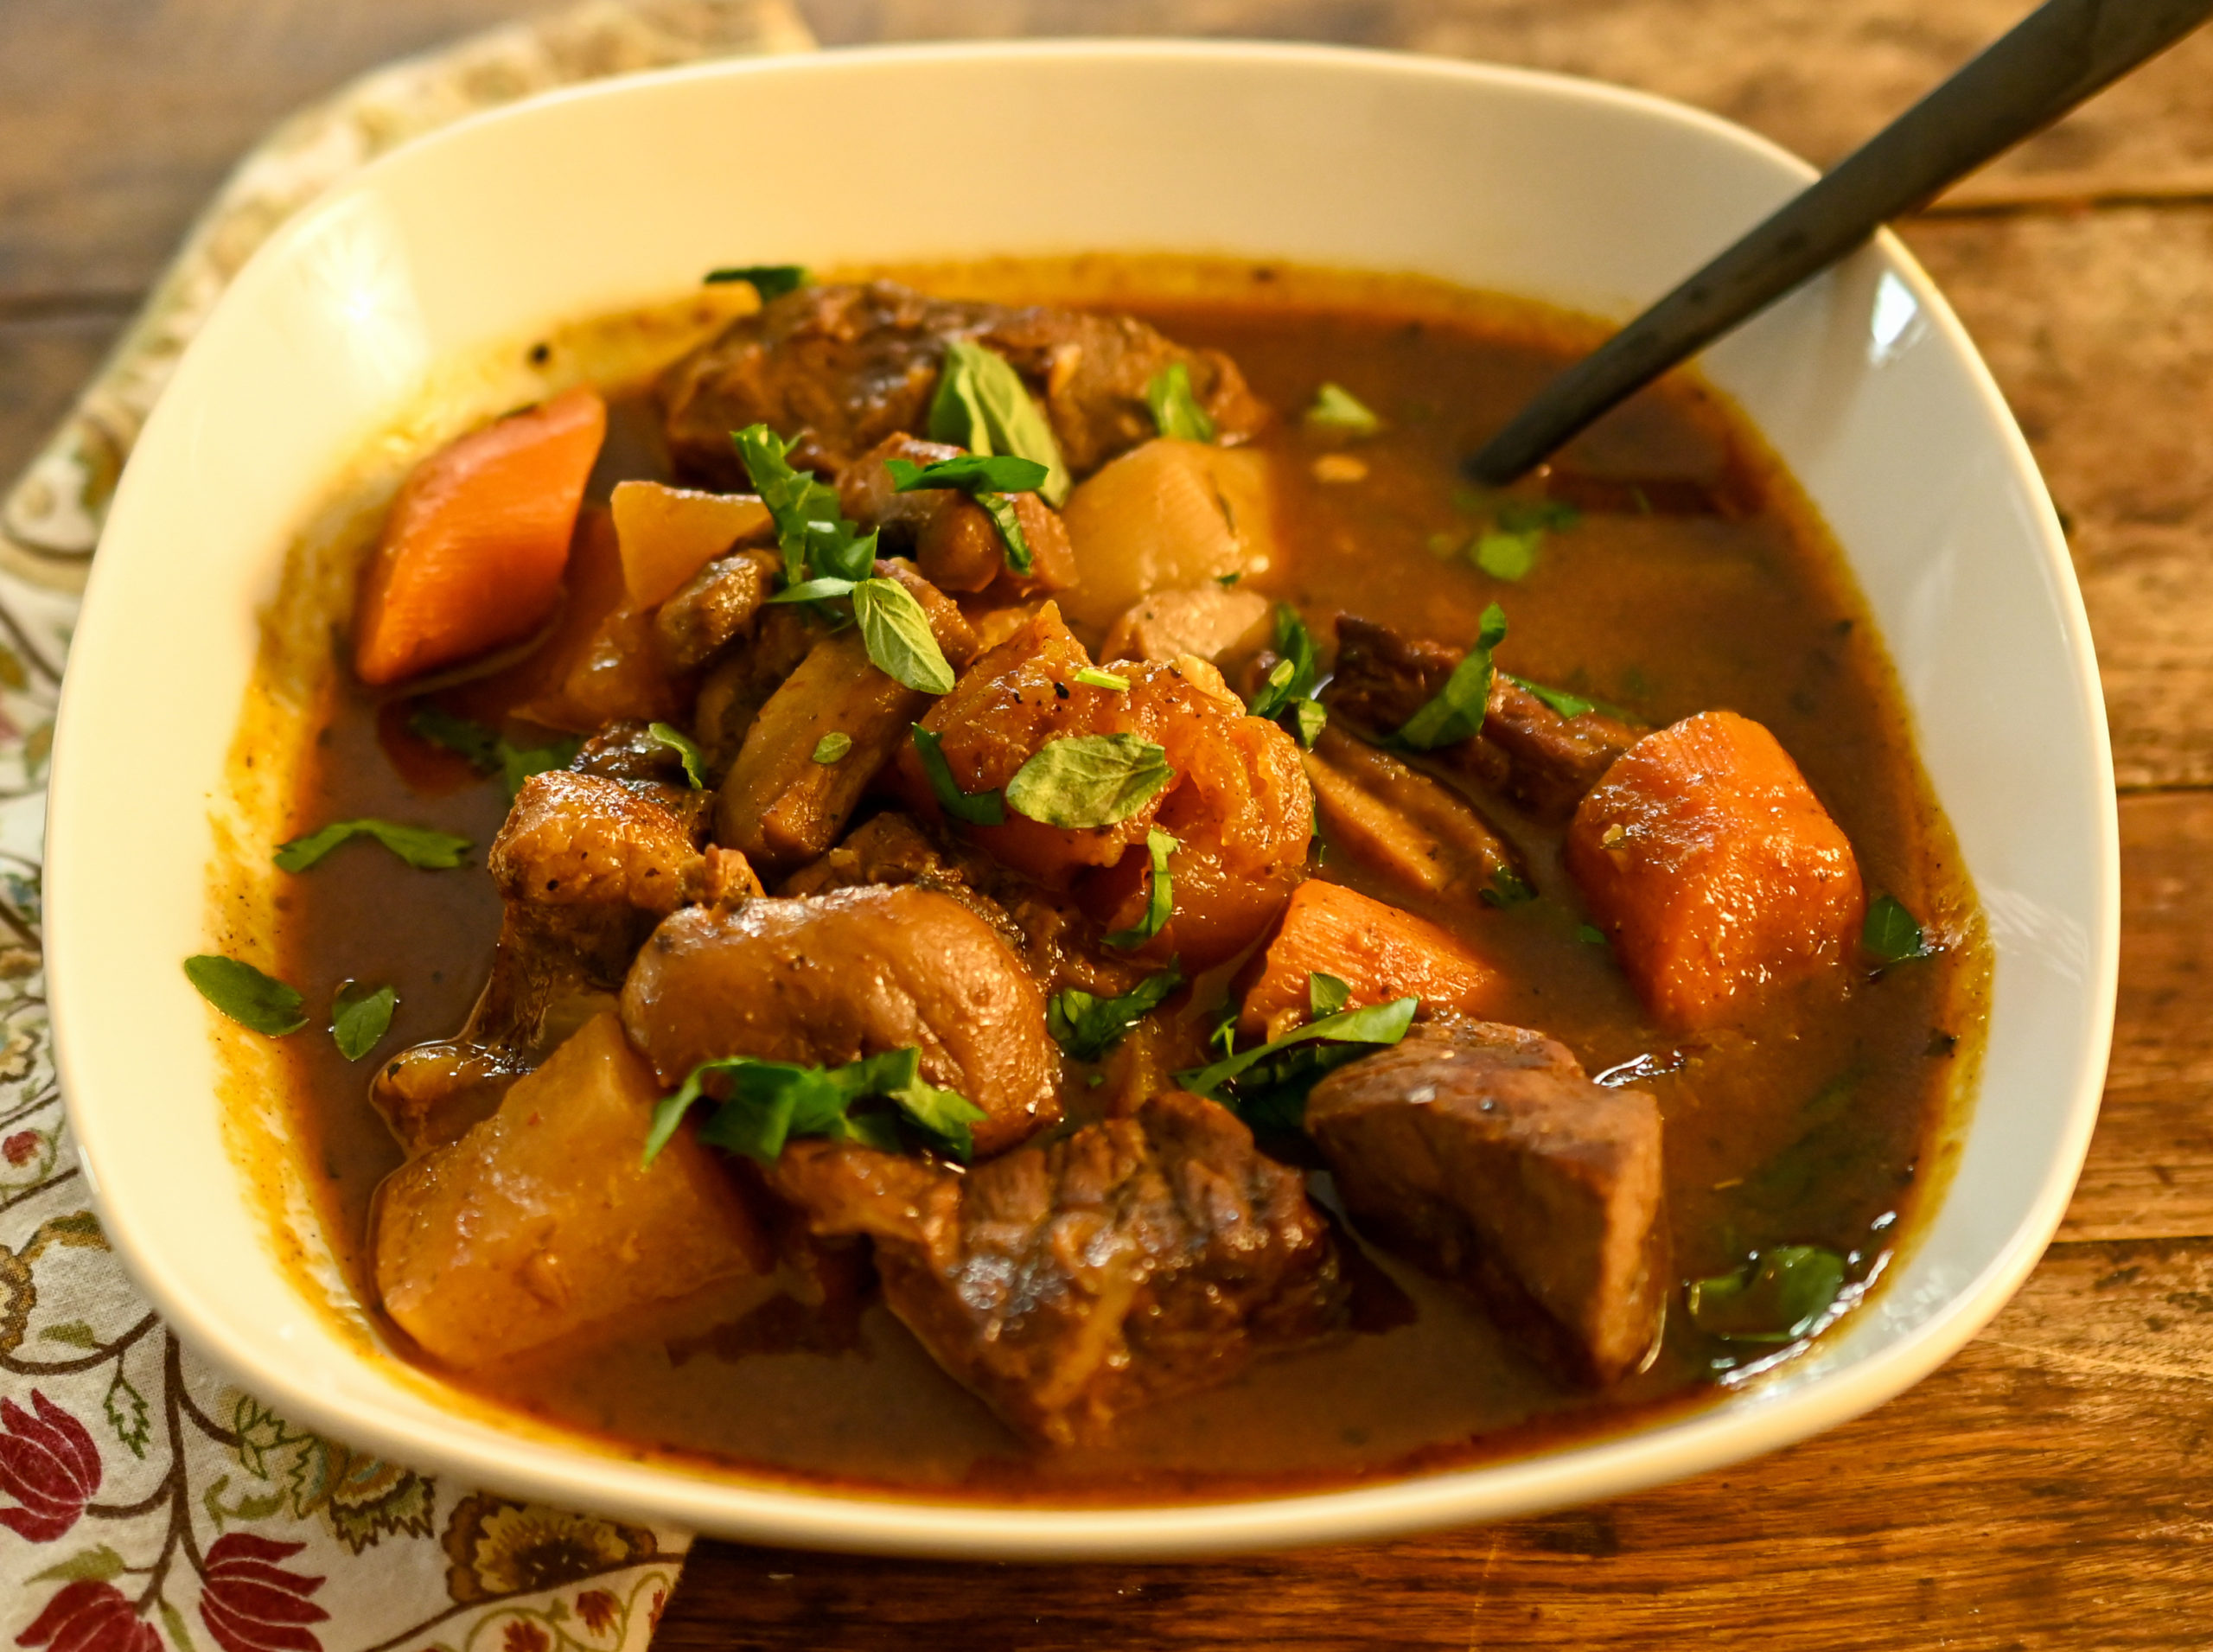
(46, 41, 2116, 1557)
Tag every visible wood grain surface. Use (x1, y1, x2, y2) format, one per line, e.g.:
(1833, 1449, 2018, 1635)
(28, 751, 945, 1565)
(9, 1, 2213, 1644)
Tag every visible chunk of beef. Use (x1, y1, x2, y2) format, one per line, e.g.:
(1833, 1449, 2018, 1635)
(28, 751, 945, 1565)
(1301, 724, 1524, 902)
(375, 1013, 773, 1368)
(1306, 1020, 1668, 1384)
(658, 281, 1267, 488)
(1566, 710, 1864, 1029)
(898, 603, 1311, 966)
(1328, 616, 1642, 819)
(781, 813, 1155, 1000)
(765, 1089, 1344, 1445)
(621, 884, 1061, 1158)
(692, 599, 819, 767)
(653, 547, 777, 672)
(1100, 584, 1271, 665)
(716, 559, 978, 877)
(371, 773, 704, 1154)
(569, 719, 713, 840)
(838, 434, 1075, 596)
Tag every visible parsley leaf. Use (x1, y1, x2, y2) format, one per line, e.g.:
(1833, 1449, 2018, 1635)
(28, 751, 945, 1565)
(330, 981, 398, 1062)
(1005, 734, 1175, 829)
(928, 340, 1071, 507)
(1047, 967, 1184, 1062)
(732, 422, 878, 586)
(184, 955, 306, 1036)
(851, 577, 956, 695)
(644, 1046, 985, 1167)
(1245, 605, 1319, 721)
(1304, 382, 1383, 437)
(1395, 603, 1508, 751)
(813, 732, 852, 764)
(1480, 867, 1537, 909)
(1176, 995, 1418, 1132)
(272, 819, 470, 873)
(1291, 698, 1329, 749)
(1176, 997, 1417, 1103)
(704, 264, 807, 298)
(1863, 894, 1936, 967)
(1308, 971, 1351, 1018)
(1475, 530, 1540, 582)
(1687, 1246, 1846, 1343)
(1102, 828, 1178, 949)
(408, 707, 580, 800)
(909, 725, 1005, 826)
(647, 722, 708, 788)
(1145, 361, 1216, 443)
(884, 454, 1049, 494)
(1507, 673, 1594, 719)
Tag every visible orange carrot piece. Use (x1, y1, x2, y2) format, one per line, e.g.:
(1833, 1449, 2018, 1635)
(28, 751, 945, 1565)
(1566, 710, 1864, 1030)
(353, 387, 607, 686)
(610, 480, 774, 609)
(1238, 880, 1501, 1038)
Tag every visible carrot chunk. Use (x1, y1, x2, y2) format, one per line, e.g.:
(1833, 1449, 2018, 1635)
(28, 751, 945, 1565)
(1239, 880, 1501, 1038)
(610, 479, 773, 609)
(1566, 710, 1864, 1030)
(353, 387, 607, 686)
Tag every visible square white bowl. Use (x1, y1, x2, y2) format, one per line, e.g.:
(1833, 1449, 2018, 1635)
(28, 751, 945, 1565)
(45, 41, 2116, 1557)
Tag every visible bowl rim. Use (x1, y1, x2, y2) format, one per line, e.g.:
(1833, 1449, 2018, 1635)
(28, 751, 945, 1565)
(47, 36, 2119, 1559)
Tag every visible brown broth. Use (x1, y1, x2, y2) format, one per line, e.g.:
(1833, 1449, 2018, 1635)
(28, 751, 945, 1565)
(270, 265, 1986, 1502)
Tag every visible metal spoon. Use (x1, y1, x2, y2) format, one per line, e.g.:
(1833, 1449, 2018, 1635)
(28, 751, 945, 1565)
(1464, 0, 2213, 488)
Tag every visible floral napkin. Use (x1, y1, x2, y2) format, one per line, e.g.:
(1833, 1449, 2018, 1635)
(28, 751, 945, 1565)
(0, 3, 812, 1645)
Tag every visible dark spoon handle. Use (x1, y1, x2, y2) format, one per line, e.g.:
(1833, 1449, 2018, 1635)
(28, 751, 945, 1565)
(1464, 0, 2213, 487)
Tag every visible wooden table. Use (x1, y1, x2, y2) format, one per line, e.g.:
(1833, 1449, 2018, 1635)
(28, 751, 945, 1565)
(12, 2, 2213, 1643)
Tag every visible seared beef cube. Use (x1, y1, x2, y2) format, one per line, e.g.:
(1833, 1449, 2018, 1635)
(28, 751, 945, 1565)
(1566, 711, 1864, 1029)
(715, 559, 977, 876)
(1306, 1020, 1667, 1384)
(767, 1090, 1344, 1445)
(659, 281, 1267, 488)
(375, 1014, 774, 1368)
(1328, 616, 1642, 819)
(653, 548, 776, 672)
(620, 884, 1061, 1158)
(839, 434, 1075, 596)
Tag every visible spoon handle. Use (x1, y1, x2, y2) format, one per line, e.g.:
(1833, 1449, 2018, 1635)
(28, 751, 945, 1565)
(1464, 0, 2213, 487)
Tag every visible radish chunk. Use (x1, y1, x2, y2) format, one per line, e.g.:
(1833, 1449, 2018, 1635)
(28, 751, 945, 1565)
(1566, 711, 1864, 1030)
(373, 1012, 771, 1368)
(1057, 440, 1276, 628)
(1239, 880, 1501, 1039)
(354, 387, 608, 686)
(610, 479, 773, 609)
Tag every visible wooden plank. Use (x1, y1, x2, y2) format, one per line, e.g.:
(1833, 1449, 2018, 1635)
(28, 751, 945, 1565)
(0, 0, 574, 300)
(1902, 207, 2213, 792)
(2070, 789, 2213, 1242)
(803, 0, 2213, 199)
(660, 1234, 2213, 1649)
(0, 312, 127, 495)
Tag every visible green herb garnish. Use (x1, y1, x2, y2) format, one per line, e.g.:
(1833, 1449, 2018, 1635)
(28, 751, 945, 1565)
(909, 724, 1005, 826)
(644, 1046, 985, 1167)
(1687, 1246, 1846, 1343)
(1395, 603, 1508, 750)
(1176, 993, 1418, 1132)
(886, 453, 1049, 576)
(1102, 828, 1178, 949)
(704, 264, 807, 299)
(1047, 968, 1184, 1062)
(733, 422, 878, 587)
(928, 340, 1071, 507)
(1291, 698, 1329, 749)
(1074, 667, 1130, 692)
(1304, 382, 1382, 437)
(1245, 605, 1318, 721)
(1863, 895, 1936, 968)
(1308, 971, 1351, 1018)
(1475, 531, 1540, 582)
(330, 981, 398, 1062)
(1578, 923, 1609, 947)
(407, 707, 581, 800)
(1145, 361, 1216, 443)
(1480, 866, 1537, 909)
(1004, 734, 1175, 829)
(813, 732, 853, 764)
(851, 577, 956, 695)
(183, 955, 306, 1036)
(273, 819, 470, 874)
(647, 722, 709, 788)
(1506, 674, 1596, 719)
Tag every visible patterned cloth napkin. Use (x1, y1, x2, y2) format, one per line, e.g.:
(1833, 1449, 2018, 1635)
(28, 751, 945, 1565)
(0, 3, 812, 1644)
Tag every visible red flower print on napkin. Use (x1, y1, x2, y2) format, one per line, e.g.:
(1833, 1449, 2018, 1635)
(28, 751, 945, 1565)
(16, 1580, 161, 1652)
(0, 1391, 99, 1542)
(196, 1533, 328, 1652)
